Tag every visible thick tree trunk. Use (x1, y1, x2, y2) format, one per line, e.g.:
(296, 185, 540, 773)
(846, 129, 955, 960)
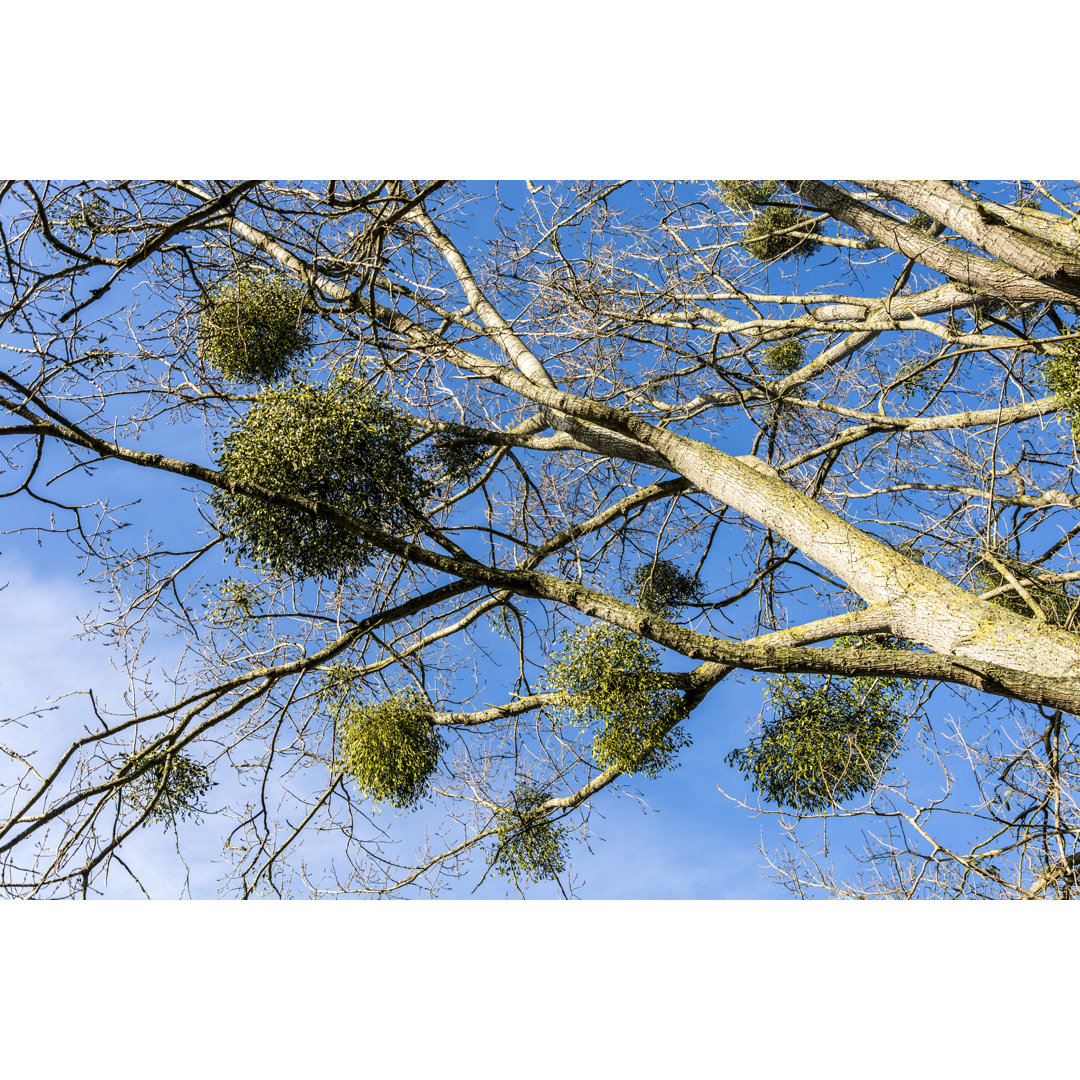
(793, 180, 1080, 304)
(866, 179, 1080, 290)
(654, 433, 1080, 679)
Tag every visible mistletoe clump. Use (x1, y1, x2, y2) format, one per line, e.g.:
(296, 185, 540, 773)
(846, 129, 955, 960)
(209, 376, 427, 580)
(740, 206, 822, 262)
(427, 434, 488, 484)
(207, 579, 260, 626)
(763, 339, 805, 377)
(548, 622, 690, 778)
(629, 559, 704, 618)
(718, 180, 781, 212)
(56, 194, 115, 243)
(317, 662, 365, 707)
(489, 782, 569, 885)
(197, 272, 314, 383)
(1042, 330, 1080, 443)
(124, 748, 213, 827)
(337, 689, 444, 810)
(894, 359, 941, 400)
(726, 634, 912, 814)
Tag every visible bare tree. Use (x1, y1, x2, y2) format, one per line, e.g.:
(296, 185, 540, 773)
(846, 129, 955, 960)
(2, 179, 1079, 897)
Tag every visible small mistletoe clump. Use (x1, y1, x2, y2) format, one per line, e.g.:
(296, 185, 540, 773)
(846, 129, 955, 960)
(209, 376, 428, 580)
(740, 206, 822, 262)
(548, 622, 690, 778)
(427, 434, 488, 484)
(124, 748, 213, 827)
(55, 194, 114, 243)
(718, 180, 781, 212)
(208, 579, 260, 626)
(337, 689, 444, 810)
(1042, 330, 1080, 443)
(198, 272, 314, 383)
(489, 782, 569, 885)
(726, 634, 912, 814)
(894, 360, 940, 400)
(763, 339, 805, 377)
(629, 559, 704, 618)
(318, 662, 365, 707)
(943, 312, 965, 337)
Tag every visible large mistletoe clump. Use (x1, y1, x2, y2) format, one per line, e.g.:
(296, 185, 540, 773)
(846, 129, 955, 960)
(210, 376, 427, 580)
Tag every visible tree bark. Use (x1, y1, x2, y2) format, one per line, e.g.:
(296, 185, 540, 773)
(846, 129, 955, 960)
(793, 180, 1080, 303)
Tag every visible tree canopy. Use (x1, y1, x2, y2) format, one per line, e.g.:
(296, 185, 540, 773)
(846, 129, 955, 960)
(3, 179, 1080, 898)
